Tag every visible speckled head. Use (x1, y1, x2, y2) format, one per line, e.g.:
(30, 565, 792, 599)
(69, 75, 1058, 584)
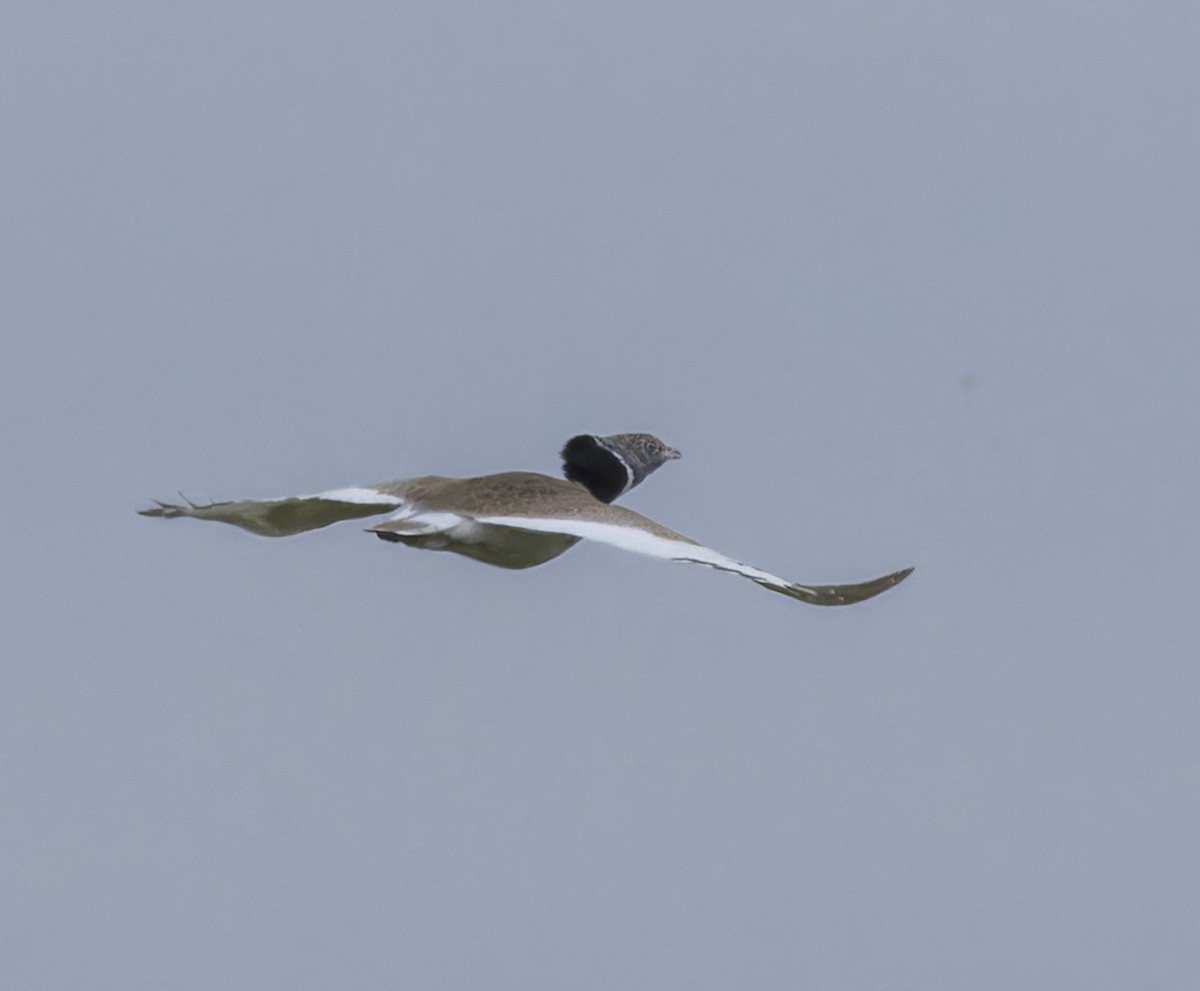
(561, 432, 681, 503)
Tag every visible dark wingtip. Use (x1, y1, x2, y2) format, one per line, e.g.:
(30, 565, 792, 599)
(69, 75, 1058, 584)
(850, 565, 915, 603)
(784, 564, 914, 606)
(858, 565, 915, 600)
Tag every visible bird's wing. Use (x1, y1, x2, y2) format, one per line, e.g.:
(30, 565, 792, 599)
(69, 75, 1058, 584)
(137, 487, 405, 537)
(474, 511, 912, 605)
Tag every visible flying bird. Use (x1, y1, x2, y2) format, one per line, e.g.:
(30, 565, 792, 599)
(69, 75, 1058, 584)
(139, 432, 912, 605)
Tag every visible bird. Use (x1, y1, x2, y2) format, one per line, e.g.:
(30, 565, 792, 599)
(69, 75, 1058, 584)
(138, 432, 913, 606)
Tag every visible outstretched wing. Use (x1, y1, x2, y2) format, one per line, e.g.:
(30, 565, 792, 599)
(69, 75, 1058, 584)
(137, 487, 404, 538)
(475, 512, 913, 605)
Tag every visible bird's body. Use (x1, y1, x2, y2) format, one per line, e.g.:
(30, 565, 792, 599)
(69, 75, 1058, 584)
(368, 473, 588, 569)
(366, 471, 697, 570)
(139, 433, 913, 605)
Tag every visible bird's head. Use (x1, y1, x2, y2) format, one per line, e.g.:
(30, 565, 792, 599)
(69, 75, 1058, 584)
(560, 432, 681, 503)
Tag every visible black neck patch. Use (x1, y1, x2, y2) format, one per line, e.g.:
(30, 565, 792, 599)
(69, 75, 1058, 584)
(561, 435, 631, 503)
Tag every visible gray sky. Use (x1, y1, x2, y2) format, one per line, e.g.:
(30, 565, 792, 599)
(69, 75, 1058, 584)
(4, 1, 1199, 988)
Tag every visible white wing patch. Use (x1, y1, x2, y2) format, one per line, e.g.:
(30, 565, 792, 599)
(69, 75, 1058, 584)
(474, 514, 912, 605)
(309, 487, 407, 506)
(477, 515, 798, 583)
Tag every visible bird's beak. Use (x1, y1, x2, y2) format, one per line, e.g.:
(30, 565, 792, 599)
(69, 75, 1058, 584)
(665, 446, 682, 460)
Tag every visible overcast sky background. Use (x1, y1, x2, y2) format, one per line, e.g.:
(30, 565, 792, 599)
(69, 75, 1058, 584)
(4, 2, 1199, 988)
